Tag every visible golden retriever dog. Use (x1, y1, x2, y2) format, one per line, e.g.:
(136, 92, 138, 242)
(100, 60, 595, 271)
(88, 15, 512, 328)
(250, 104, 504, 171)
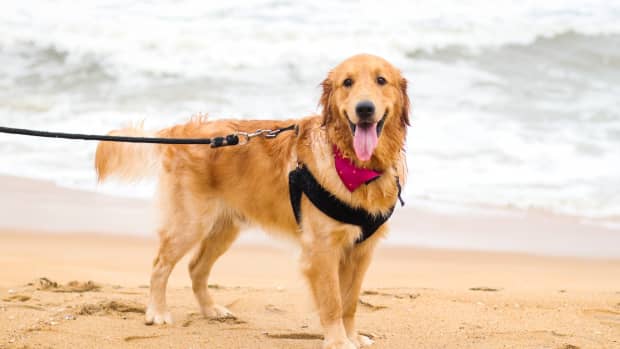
(95, 54, 409, 349)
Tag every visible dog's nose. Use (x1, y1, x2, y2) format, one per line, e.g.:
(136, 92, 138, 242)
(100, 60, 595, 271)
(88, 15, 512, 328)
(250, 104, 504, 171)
(355, 100, 375, 120)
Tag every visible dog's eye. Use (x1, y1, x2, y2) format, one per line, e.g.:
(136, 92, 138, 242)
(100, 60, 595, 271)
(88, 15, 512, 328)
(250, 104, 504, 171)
(343, 78, 353, 87)
(377, 76, 387, 85)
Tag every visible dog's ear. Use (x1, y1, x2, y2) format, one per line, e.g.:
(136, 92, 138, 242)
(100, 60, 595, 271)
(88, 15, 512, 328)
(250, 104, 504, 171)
(400, 77, 410, 126)
(320, 78, 333, 125)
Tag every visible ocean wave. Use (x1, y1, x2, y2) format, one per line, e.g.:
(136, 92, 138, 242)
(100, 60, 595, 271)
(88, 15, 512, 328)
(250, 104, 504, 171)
(408, 31, 620, 70)
(1, 0, 620, 224)
(2, 1, 620, 82)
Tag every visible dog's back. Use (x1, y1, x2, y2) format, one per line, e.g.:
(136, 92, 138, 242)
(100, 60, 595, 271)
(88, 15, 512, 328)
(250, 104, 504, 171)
(95, 116, 316, 235)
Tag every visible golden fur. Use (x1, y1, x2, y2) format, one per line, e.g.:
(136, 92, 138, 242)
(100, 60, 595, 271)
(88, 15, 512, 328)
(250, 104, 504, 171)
(95, 54, 409, 349)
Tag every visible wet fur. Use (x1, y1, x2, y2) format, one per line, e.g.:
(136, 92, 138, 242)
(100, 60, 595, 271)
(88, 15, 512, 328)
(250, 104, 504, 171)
(95, 54, 409, 349)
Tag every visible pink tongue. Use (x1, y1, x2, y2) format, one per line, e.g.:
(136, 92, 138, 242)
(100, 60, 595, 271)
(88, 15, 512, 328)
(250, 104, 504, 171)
(353, 123, 378, 161)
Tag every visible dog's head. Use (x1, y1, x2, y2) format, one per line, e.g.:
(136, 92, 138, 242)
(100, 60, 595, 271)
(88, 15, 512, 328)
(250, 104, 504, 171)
(321, 54, 409, 166)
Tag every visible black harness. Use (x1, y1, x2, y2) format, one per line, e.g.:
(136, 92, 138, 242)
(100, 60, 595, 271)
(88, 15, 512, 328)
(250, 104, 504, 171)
(288, 164, 403, 244)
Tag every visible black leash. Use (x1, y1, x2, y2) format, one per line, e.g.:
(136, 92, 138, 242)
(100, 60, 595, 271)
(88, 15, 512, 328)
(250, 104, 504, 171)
(0, 124, 297, 148)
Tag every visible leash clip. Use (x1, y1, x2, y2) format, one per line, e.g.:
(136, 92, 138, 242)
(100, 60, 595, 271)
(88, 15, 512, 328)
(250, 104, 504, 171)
(266, 124, 298, 138)
(236, 124, 297, 144)
(264, 129, 282, 138)
(236, 129, 271, 145)
(237, 128, 281, 140)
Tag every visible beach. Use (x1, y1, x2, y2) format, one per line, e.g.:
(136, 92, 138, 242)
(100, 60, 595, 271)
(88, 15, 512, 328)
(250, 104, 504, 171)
(2, 2, 620, 348)
(1, 176, 619, 349)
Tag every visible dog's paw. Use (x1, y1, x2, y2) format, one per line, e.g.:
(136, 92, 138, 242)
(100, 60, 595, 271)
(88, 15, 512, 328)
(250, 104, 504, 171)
(145, 307, 173, 325)
(323, 338, 357, 349)
(202, 304, 235, 319)
(350, 334, 374, 348)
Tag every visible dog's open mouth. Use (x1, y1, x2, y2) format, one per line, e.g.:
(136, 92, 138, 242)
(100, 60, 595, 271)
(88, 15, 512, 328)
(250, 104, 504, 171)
(346, 110, 387, 161)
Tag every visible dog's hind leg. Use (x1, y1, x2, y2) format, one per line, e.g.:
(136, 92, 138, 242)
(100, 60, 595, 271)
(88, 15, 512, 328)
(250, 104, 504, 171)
(339, 242, 377, 348)
(145, 227, 199, 325)
(145, 173, 222, 325)
(188, 215, 240, 319)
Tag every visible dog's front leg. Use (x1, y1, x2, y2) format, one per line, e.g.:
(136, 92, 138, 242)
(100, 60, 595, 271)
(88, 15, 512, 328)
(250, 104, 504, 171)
(339, 240, 378, 348)
(301, 235, 356, 349)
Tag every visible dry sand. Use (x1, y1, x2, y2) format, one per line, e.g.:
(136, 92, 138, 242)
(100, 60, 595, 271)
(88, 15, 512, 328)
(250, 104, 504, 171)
(1, 232, 619, 349)
(1, 176, 619, 348)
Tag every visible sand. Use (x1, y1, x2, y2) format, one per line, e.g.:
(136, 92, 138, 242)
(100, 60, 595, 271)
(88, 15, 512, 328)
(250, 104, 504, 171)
(1, 176, 619, 348)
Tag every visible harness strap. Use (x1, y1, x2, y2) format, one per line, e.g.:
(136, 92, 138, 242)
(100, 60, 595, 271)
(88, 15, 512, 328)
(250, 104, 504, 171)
(288, 165, 397, 244)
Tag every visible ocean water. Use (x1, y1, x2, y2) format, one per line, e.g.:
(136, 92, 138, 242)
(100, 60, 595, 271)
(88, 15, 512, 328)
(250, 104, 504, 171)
(1, 0, 619, 226)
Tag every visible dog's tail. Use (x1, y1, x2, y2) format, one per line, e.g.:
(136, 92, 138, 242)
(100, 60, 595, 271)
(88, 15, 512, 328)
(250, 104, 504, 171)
(95, 122, 163, 182)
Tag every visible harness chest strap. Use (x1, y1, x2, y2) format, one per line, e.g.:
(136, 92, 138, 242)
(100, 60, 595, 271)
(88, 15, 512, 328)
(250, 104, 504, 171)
(288, 165, 402, 244)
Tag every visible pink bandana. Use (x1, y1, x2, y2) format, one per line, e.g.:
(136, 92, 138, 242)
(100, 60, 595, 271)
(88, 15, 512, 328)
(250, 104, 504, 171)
(334, 146, 382, 192)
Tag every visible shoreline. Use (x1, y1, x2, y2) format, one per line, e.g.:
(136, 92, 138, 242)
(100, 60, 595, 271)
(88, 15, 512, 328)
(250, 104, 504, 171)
(2, 229, 620, 288)
(1, 174, 619, 258)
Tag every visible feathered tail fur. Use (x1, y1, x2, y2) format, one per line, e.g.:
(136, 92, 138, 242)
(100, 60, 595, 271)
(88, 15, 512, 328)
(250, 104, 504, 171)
(95, 122, 162, 182)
